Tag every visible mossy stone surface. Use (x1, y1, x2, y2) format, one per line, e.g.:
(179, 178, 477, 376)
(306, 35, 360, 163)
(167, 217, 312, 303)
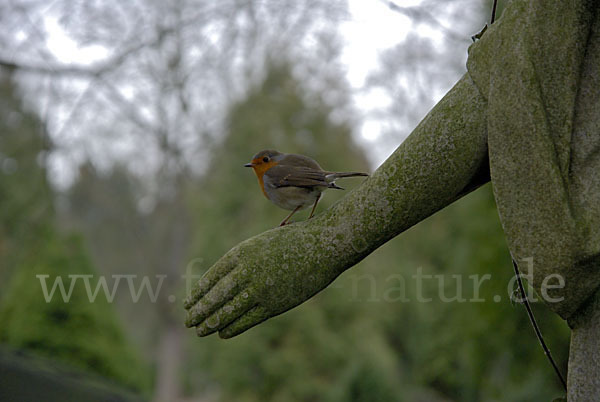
(469, 1, 600, 399)
(467, 0, 600, 321)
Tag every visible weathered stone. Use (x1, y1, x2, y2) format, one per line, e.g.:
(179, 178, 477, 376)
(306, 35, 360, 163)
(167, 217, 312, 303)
(568, 287, 600, 401)
(467, 0, 600, 321)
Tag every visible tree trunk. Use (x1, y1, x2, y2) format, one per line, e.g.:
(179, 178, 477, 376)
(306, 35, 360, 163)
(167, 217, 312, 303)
(154, 325, 184, 402)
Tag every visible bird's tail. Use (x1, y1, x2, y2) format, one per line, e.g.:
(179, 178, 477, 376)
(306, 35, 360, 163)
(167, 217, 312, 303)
(325, 171, 368, 190)
(331, 171, 369, 178)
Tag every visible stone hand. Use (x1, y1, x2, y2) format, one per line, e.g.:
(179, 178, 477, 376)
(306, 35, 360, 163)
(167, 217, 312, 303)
(184, 217, 346, 338)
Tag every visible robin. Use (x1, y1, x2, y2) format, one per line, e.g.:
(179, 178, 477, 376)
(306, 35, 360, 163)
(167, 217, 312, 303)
(245, 150, 368, 226)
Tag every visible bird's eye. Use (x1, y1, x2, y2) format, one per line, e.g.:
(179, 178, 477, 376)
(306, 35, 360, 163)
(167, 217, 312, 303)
(263, 156, 269, 162)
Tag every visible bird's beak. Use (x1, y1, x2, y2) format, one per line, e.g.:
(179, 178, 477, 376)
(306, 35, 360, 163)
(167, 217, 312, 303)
(244, 162, 255, 167)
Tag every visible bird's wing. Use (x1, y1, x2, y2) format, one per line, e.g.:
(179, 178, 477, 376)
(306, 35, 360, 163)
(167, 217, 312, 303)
(265, 165, 334, 188)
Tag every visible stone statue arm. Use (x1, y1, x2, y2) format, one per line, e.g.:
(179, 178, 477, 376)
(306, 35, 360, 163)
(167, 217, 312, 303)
(184, 74, 489, 338)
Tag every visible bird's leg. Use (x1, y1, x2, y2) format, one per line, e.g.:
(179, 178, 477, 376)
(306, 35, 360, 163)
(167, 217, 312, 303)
(308, 193, 321, 220)
(279, 205, 302, 226)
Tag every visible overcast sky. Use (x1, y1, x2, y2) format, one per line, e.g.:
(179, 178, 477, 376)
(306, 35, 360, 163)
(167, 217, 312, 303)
(13, 0, 480, 187)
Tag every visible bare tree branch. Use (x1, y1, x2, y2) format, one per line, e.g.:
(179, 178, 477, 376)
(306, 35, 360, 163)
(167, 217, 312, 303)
(381, 0, 469, 43)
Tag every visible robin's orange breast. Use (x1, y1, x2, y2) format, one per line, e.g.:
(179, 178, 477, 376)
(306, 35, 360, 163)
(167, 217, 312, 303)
(251, 161, 279, 199)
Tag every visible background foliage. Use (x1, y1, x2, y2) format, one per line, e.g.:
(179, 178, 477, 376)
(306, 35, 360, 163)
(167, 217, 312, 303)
(0, 72, 150, 393)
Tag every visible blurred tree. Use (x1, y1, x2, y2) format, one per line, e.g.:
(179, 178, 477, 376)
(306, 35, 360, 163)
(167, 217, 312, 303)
(63, 161, 193, 401)
(0, 69, 150, 393)
(0, 230, 151, 392)
(0, 69, 52, 289)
